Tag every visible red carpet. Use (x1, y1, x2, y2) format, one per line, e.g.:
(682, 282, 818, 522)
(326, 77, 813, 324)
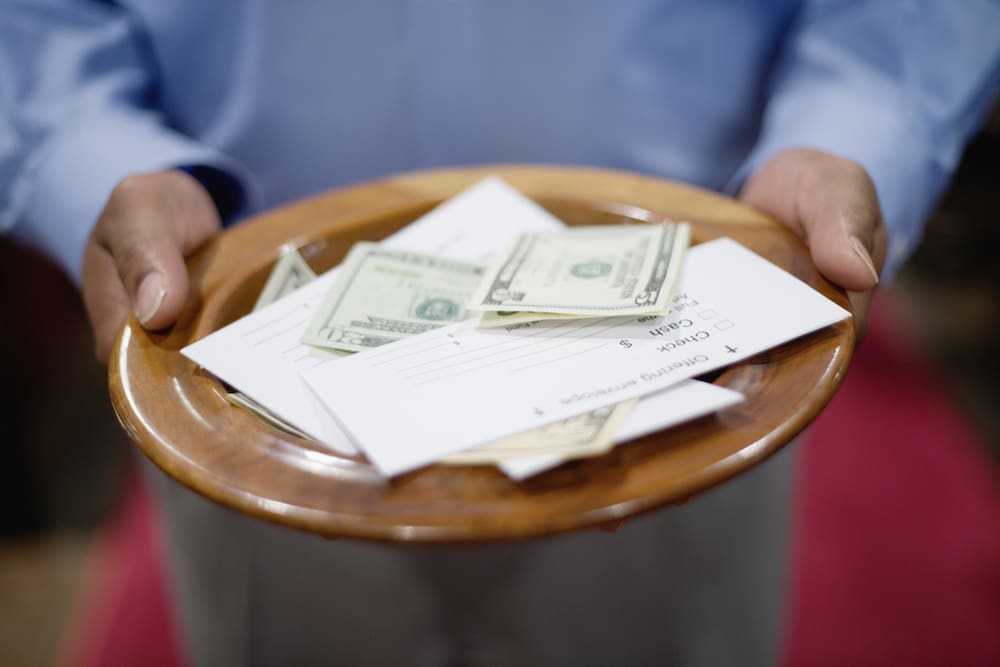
(58, 294, 1000, 667)
(784, 296, 1000, 666)
(56, 472, 187, 667)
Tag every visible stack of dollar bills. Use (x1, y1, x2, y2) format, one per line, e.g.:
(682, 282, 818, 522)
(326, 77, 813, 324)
(228, 222, 690, 466)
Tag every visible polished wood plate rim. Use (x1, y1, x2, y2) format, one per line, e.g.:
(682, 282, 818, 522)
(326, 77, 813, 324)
(108, 165, 854, 543)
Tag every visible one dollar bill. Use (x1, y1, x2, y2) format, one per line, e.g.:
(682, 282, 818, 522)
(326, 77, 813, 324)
(301, 242, 486, 353)
(468, 223, 690, 317)
(439, 398, 638, 465)
(253, 249, 317, 311)
(226, 391, 310, 440)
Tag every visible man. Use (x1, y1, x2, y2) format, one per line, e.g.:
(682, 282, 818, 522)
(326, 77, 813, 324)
(2, 2, 998, 665)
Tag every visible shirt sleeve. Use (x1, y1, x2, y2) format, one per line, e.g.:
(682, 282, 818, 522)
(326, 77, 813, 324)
(0, 1, 253, 284)
(730, 0, 1000, 278)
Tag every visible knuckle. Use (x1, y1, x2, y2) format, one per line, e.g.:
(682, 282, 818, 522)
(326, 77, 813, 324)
(111, 173, 155, 202)
(822, 159, 880, 229)
(800, 151, 872, 188)
(116, 242, 157, 282)
(840, 200, 880, 240)
(844, 161, 878, 198)
(100, 174, 159, 240)
(828, 158, 878, 202)
(823, 155, 869, 187)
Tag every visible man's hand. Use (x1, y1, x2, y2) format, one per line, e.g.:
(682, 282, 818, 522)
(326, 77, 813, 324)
(82, 170, 222, 363)
(739, 148, 887, 339)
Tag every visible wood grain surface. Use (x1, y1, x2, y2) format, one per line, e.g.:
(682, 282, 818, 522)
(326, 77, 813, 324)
(108, 165, 854, 543)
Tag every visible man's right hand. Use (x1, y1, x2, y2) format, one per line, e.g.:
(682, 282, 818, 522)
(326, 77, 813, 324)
(82, 169, 222, 364)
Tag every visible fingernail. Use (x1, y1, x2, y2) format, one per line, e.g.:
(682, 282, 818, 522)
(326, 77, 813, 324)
(850, 237, 880, 285)
(135, 272, 166, 325)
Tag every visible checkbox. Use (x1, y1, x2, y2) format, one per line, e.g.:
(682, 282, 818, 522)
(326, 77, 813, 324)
(698, 309, 718, 320)
(714, 319, 734, 331)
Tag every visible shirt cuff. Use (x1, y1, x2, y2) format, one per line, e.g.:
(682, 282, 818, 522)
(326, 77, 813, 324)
(5, 109, 257, 284)
(176, 164, 247, 225)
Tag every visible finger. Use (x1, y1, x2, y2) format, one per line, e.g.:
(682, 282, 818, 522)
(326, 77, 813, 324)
(81, 240, 132, 364)
(787, 155, 887, 338)
(95, 171, 220, 331)
(794, 162, 885, 293)
(741, 149, 887, 292)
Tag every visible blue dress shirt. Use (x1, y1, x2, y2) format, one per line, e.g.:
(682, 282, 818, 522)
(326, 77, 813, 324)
(1, 1, 998, 281)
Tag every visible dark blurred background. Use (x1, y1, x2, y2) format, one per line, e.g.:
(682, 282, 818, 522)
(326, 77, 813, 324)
(0, 112, 997, 665)
(895, 115, 1000, 463)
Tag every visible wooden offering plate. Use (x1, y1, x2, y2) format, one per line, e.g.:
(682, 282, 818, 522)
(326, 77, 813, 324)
(109, 166, 854, 543)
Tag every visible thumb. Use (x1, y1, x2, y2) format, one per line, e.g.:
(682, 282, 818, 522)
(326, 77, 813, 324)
(97, 170, 221, 331)
(740, 149, 887, 293)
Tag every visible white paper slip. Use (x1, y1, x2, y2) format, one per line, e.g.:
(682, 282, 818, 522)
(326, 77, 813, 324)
(498, 379, 744, 480)
(301, 237, 851, 476)
(182, 177, 564, 453)
(184, 270, 358, 453)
